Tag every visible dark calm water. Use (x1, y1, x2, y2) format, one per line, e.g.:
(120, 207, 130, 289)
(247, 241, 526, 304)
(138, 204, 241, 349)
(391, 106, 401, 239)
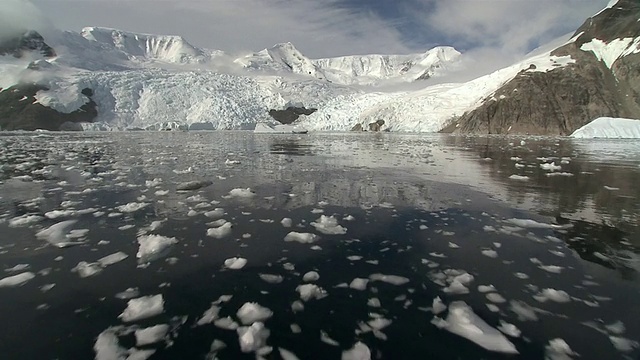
(0, 132, 638, 360)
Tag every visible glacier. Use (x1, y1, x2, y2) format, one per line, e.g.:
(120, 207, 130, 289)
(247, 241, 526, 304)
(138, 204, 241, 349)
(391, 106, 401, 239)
(1, 26, 580, 132)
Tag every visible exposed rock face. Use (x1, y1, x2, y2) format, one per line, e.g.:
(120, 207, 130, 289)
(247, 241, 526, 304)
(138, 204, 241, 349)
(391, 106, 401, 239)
(268, 106, 317, 124)
(0, 31, 56, 58)
(0, 84, 98, 131)
(351, 123, 364, 131)
(368, 120, 385, 132)
(447, 0, 640, 135)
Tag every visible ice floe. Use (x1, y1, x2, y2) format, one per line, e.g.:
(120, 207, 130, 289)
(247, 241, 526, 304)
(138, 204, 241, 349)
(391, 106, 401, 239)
(296, 284, 328, 301)
(119, 294, 165, 322)
(310, 215, 347, 235)
(135, 324, 169, 346)
(236, 302, 273, 325)
(545, 338, 577, 360)
(0, 272, 35, 287)
(237, 322, 270, 353)
(369, 273, 410, 285)
(136, 234, 178, 262)
(341, 341, 371, 360)
(432, 301, 518, 354)
(224, 257, 247, 270)
(206, 221, 233, 239)
(302, 271, 320, 282)
(284, 232, 319, 244)
(35, 220, 84, 248)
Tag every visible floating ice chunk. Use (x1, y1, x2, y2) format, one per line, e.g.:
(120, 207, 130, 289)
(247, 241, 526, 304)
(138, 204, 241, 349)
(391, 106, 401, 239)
(478, 285, 496, 293)
(128, 349, 156, 360)
(320, 330, 340, 346)
(117, 202, 149, 213)
(284, 232, 319, 244)
(145, 178, 163, 188)
(224, 257, 247, 270)
(443, 280, 469, 295)
(509, 300, 538, 321)
(173, 167, 193, 174)
(540, 163, 562, 171)
(311, 215, 347, 235)
(225, 159, 241, 165)
(98, 252, 128, 267)
(281, 218, 293, 227)
(514, 272, 529, 280)
(119, 294, 164, 322)
(349, 278, 369, 291)
(35, 220, 84, 248)
(8, 214, 43, 227)
(368, 317, 392, 330)
(432, 297, 447, 314)
(227, 188, 255, 198)
(214, 316, 239, 330)
(72, 262, 103, 278)
(507, 218, 571, 229)
(40, 284, 55, 292)
(279, 347, 301, 360)
(94, 328, 125, 360)
(509, 175, 529, 181)
(534, 288, 571, 303)
(116, 288, 140, 300)
(369, 273, 410, 285)
(609, 336, 639, 352)
(4, 264, 30, 272)
(486, 293, 506, 303)
(259, 274, 284, 284)
(155, 190, 169, 196)
(302, 271, 320, 282)
(176, 180, 212, 191)
(367, 298, 381, 308)
(605, 321, 626, 335)
(545, 338, 577, 360)
(341, 341, 371, 360)
(482, 250, 498, 258)
(0, 272, 35, 287)
(347, 255, 362, 261)
(196, 304, 221, 326)
(448, 242, 460, 248)
(497, 320, 521, 338)
(136, 234, 178, 262)
(296, 284, 328, 301)
(135, 324, 169, 346)
(432, 301, 518, 354)
(207, 222, 232, 239)
(236, 302, 273, 325)
(237, 322, 269, 353)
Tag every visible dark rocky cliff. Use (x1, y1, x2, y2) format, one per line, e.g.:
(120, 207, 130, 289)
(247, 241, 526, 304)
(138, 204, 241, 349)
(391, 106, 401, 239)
(445, 0, 640, 135)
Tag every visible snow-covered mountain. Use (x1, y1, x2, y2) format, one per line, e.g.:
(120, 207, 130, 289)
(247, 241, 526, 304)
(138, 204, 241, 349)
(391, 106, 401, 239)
(1, 0, 639, 133)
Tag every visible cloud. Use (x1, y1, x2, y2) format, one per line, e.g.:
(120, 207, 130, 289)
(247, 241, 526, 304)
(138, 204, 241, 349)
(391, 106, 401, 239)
(0, 0, 54, 41)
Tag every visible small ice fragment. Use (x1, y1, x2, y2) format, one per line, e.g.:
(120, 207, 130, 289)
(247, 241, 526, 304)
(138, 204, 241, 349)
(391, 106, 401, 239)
(604, 186, 619, 191)
(609, 336, 639, 353)
(290, 324, 302, 333)
(369, 273, 410, 285)
(116, 202, 149, 213)
(302, 271, 320, 282)
(486, 293, 507, 303)
(347, 255, 362, 261)
(94, 328, 125, 360)
(281, 218, 293, 227)
(204, 208, 225, 219)
(478, 285, 496, 293)
(509, 300, 538, 321)
(509, 175, 529, 181)
(136, 234, 178, 262)
(98, 252, 128, 267)
(279, 347, 301, 360)
(236, 302, 273, 325)
(349, 278, 369, 291)
(224, 257, 247, 270)
(291, 300, 305, 313)
(433, 301, 518, 354)
(341, 341, 371, 360)
(368, 317, 392, 330)
(482, 250, 498, 258)
(545, 338, 577, 359)
(296, 284, 327, 301)
(0, 272, 35, 287)
(119, 294, 164, 322)
(432, 297, 447, 315)
(320, 330, 340, 346)
(311, 215, 347, 235)
(176, 180, 212, 191)
(196, 304, 221, 326)
(36, 220, 82, 248)
(4, 264, 30, 272)
(367, 298, 381, 307)
(259, 274, 284, 284)
(284, 232, 319, 244)
(605, 321, 626, 335)
(115, 288, 140, 299)
(207, 222, 232, 239)
(237, 322, 269, 353)
(135, 324, 169, 346)
(497, 320, 521, 338)
(72, 262, 102, 278)
(536, 288, 571, 303)
(227, 188, 255, 198)
(214, 316, 239, 330)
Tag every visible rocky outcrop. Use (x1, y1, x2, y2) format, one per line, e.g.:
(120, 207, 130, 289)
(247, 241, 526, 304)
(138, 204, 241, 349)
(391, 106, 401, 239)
(0, 31, 56, 58)
(268, 106, 317, 124)
(368, 120, 385, 132)
(0, 84, 98, 131)
(446, 0, 640, 135)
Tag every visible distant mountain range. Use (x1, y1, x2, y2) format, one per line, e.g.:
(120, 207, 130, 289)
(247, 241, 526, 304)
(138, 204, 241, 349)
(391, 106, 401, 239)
(0, 0, 638, 134)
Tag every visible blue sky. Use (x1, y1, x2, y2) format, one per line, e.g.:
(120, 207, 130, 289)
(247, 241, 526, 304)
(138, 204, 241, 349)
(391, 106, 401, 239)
(8, 0, 609, 60)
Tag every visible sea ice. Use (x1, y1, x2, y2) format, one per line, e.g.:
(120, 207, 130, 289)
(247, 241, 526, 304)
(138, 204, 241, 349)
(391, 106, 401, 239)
(206, 222, 233, 239)
(281, 218, 293, 227)
(302, 271, 320, 282)
(534, 288, 571, 303)
(432, 301, 518, 354)
(0, 272, 35, 287)
(236, 302, 273, 325)
(214, 317, 239, 330)
(72, 262, 103, 278)
(497, 320, 521, 338)
(545, 338, 577, 360)
(311, 215, 347, 235)
(259, 274, 284, 284)
(136, 234, 178, 262)
(237, 322, 270, 353)
(284, 232, 319, 244)
(369, 273, 410, 285)
(119, 294, 165, 322)
(98, 252, 128, 267)
(196, 304, 221, 325)
(296, 284, 328, 301)
(349, 278, 369, 290)
(279, 347, 301, 360)
(135, 324, 169, 346)
(224, 257, 247, 270)
(227, 188, 255, 198)
(341, 341, 371, 360)
(35, 220, 83, 248)
(432, 297, 447, 314)
(117, 202, 149, 213)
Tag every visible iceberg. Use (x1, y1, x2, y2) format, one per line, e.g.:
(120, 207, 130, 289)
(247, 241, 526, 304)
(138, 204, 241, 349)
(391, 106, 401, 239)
(254, 123, 308, 134)
(571, 117, 640, 138)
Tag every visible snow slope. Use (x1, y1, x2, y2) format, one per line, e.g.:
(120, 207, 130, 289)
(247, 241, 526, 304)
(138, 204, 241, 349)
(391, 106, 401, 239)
(570, 117, 640, 138)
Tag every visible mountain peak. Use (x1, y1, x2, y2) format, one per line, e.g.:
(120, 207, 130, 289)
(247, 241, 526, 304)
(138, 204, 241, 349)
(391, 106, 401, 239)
(0, 30, 56, 59)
